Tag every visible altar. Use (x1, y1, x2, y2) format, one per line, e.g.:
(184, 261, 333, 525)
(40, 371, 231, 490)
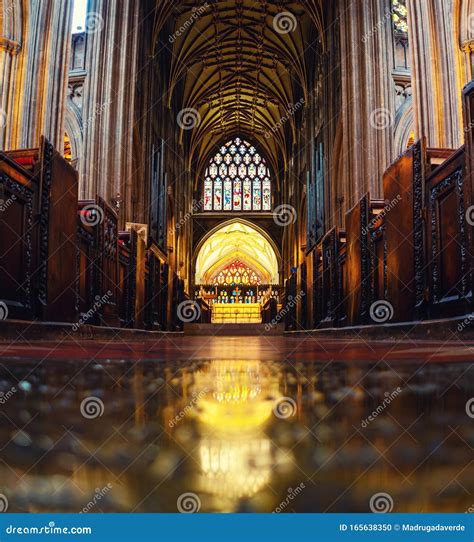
(211, 303, 262, 324)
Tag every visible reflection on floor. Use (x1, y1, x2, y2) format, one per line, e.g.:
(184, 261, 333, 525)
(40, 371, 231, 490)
(0, 336, 473, 512)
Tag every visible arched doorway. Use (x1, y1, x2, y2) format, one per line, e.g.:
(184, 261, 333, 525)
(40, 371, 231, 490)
(194, 221, 280, 323)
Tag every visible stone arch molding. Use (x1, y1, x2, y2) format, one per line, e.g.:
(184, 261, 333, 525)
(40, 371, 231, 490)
(194, 220, 280, 285)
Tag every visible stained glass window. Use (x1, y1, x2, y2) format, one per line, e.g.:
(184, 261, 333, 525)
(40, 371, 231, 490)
(213, 261, 261, 286)
(203, 137, 272, 212)
(392, 0, 408, 34)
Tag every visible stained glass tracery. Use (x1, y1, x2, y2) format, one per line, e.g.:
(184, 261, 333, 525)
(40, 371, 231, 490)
(203, 137, 272, 212)
(213, 261, 261, 286)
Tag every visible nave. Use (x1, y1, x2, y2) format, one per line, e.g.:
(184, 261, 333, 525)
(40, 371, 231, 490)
(0, 0, 474, 516)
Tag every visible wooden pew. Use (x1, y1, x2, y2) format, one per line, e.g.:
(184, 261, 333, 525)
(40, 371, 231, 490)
(1, 137, 78, 322)
(345, 194, 384, 325)
(319, 227, 347, 327)
(382, 140, 453, 321)
(0, 150, 39, 320)
(424, 147, 470, 317)
(37, 139, 79, 322)
(118, 230, 137, 328)
(423, 84, 474, 317)
(463, 80, 474, 307)
(144, 247, 170, 331)
(78, 197, 120, 327)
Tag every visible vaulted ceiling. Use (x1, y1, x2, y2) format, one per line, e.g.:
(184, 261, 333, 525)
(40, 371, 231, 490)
(153, 0, 324, 179)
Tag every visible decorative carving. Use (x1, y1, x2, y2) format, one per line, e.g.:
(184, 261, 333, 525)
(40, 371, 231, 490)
(429, 168, 467, 303)
(38, 140, 54, 307)
(0, 173, 34, 312)
(412, 141, 425, 309)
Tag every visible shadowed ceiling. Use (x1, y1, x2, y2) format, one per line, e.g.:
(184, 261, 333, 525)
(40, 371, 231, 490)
(154, 0, 324, 179)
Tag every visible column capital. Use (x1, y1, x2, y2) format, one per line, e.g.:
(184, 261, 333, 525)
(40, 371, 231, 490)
(461, 39, 474, 54)
(0, 37, 21, 55)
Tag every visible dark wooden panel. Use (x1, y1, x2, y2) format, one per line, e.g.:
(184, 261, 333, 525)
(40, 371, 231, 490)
(0, 155, 38, 320)
(76, 221, 96, 323)
(384, 140, 426, 322)
(95, 197, 120, 326)
(462, 80, 474, 303)
(319, 228, 346, 327)
(118, 231, 137, 328)
(425, 150, 470, 316)
(370, 218, 387, 306)
(38, 138, 79, 322)
(345, 198, 364, 325)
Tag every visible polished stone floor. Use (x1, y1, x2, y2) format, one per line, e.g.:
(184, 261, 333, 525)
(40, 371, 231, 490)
(0, 335, 473, 513)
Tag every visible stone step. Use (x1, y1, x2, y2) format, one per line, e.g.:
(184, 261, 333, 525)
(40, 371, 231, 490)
(184, 323, 284, 336)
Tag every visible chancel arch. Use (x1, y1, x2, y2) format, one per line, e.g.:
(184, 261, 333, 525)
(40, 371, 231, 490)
(194, 221, 280, 286)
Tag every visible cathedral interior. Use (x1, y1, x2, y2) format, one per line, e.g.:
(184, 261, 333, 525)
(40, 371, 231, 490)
(0, 0, 473, 514)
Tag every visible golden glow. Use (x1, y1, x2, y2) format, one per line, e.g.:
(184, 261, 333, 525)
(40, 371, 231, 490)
(192, 361, 282, 506)
(211, 304, 262, 324)
(193, 360, 279, 431)
(195, 222, 279, 285)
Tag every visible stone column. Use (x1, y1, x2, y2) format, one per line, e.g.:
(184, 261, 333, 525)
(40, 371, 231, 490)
(80, 0, 139, 220)
(406, 0, 465, 148)
(456, 0, 473, 89)
(1, 0, 73, 151)
(339, 0, 396, 206)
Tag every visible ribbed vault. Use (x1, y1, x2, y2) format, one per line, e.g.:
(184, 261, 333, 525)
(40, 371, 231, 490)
(153, 0, 324, 178)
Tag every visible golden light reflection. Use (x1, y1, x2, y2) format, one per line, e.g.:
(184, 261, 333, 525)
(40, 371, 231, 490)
(192, 360, 285, 507)
(193, 360, 279, 431)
